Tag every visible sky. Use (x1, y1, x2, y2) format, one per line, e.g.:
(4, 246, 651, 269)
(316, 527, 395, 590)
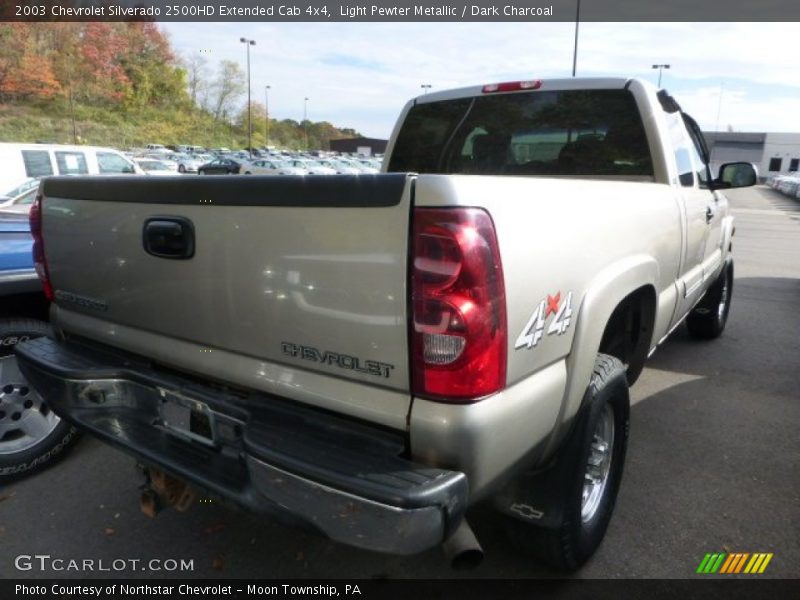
(161, 22, 800, 139)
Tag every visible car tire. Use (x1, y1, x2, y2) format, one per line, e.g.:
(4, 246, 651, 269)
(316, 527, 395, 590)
(504, 354, 630, 571)
(0, 318, 79, 482)
(178, 165, 186, 173)
(686, 260, 733, 339)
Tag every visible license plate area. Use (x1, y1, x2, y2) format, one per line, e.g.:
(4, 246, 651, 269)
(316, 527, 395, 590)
(158, 389, 217, 446)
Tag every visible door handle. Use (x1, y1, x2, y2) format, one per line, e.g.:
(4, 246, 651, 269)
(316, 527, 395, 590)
(705, 206, 714, 224)
(143, 217, 195, 259)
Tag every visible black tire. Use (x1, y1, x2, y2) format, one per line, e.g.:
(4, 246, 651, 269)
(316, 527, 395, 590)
(686, 260, 733, 339)
(0, 318, 79, 482)
(178, 164, 186, 173)
(505, 354, 630, 571)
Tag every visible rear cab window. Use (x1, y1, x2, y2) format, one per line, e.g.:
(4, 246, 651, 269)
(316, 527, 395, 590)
(388, 89, 653, 180)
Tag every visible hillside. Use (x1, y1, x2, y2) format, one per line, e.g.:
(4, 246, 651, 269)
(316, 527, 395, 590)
(0, 23, 360, 150)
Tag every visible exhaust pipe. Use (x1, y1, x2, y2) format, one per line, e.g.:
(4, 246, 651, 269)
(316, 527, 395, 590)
(442, 520, 484, 570)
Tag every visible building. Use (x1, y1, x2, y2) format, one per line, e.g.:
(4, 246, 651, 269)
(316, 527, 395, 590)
(704, 131, 800, 180)
(329, 137, 387, 156)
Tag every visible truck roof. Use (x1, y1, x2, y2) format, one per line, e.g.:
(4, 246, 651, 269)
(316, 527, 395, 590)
(414, 77, 654, 104)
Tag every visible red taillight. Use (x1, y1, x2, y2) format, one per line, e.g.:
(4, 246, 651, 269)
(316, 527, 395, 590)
(482, 80, 542, 94)
(29, 194, 54, 301)
(411, 208, 507, 402)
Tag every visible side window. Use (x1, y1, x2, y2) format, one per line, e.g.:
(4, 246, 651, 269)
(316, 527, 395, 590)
(97, 152, 134, 174)
(667, 114, 694, 187)
(682, 114, 711, 189)
(768, 158, 782, 172)
(21, 150, 54, 177)
(675, 148, 695, 187)
(788, 158, 798, 172)
(55, 151, 88, 175)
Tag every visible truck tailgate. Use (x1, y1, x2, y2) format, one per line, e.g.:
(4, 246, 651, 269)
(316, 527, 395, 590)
(40, 175, 413, 425)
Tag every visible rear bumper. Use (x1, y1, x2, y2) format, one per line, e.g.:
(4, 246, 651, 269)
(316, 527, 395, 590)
(16, 336, 468, 555)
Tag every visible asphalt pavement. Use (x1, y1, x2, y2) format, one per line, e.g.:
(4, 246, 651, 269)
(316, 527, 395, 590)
(1, 185, 798, 580)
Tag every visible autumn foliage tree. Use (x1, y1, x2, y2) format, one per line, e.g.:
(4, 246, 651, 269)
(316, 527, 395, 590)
(0, 22, 187, 108)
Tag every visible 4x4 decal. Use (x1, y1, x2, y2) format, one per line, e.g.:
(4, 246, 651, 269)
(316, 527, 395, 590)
(515, 291, 574, 350)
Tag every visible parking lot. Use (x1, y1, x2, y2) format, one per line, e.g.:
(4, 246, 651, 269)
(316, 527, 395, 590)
(0, 185, 798, 580)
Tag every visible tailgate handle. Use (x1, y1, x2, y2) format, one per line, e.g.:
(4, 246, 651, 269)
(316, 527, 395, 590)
(143, 217, 195, 259)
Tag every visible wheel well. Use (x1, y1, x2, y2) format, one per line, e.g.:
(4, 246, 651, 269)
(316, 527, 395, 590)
(598, 286, 656, 385)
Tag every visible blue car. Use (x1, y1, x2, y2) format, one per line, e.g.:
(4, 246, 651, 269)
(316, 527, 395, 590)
(0, 213, 78, 481)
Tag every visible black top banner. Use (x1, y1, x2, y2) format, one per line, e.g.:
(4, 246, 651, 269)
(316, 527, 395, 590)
(4, 0, 800, 22)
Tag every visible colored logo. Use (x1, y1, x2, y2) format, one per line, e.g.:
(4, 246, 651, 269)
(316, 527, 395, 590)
(696, 552, 773, 574)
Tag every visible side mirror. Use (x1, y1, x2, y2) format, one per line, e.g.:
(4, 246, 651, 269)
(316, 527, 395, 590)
(714, 162, 757, 189)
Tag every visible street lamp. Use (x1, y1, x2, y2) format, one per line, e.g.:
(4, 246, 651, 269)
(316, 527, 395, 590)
(264, 85, 271, 150)
(652, 64, 670, 88)
(303, 97, 309, 150)
(420, 84, 431, 94)
(240, 37, 256, 157)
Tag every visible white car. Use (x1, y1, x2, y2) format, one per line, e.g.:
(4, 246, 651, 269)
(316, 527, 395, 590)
(316, 159, 362, 175)
(289, 159, 336, 175)
(339, 157, 379, 174)
(135, 158, 177, 176)
(172, 154, 203, 174)
(241, 159, 307, 176)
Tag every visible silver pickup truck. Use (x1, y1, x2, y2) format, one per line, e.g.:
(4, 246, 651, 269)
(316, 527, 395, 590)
(16, 78, 756, 570)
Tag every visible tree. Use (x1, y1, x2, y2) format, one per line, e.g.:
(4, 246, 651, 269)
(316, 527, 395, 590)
(210, 60, 245, 122)
(184, 52, 208, 108)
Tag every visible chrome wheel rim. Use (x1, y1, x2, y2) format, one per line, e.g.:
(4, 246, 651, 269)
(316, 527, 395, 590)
(0, 355, 60, 454)
(581, 404, 615, 523)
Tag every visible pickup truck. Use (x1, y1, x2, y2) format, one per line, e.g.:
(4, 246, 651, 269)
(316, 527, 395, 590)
(15, 78, 756, 570)
(0, 215, 77, 481)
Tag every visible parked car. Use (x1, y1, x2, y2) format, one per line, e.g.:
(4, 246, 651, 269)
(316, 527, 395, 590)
(1, 213, 78, 482)
(1, 178, 41, 200)
(172, 154, 203, 174)
(134, 158, 177, 176)
(316, 158, 362, 175)
(0, 186, 37, 216)
(241, 159, 307, 176)
(198, 158, 243, 175)
(288, 158, 336, 175)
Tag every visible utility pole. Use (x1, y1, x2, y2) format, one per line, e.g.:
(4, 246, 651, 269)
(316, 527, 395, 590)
(572, 0, 581, 77)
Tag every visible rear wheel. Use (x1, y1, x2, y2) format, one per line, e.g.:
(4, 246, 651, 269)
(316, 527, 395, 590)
(178, 165, 186, 173)
(0, 318, 79, 482)
(686, 260, 733, 339)
(505, 354, 629, 571)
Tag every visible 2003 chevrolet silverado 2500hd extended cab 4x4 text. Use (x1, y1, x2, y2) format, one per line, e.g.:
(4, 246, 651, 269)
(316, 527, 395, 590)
(15, 78, 756, 570)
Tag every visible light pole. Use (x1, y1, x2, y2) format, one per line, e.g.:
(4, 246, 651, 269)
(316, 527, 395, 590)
(303, 97, 309, 151)
(264, 85, 271, 150)
(652, 64, 670, 88)
(240, 37, 256, 156)
(572, 0, 581, 77)
(420, 84, 431, 94)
